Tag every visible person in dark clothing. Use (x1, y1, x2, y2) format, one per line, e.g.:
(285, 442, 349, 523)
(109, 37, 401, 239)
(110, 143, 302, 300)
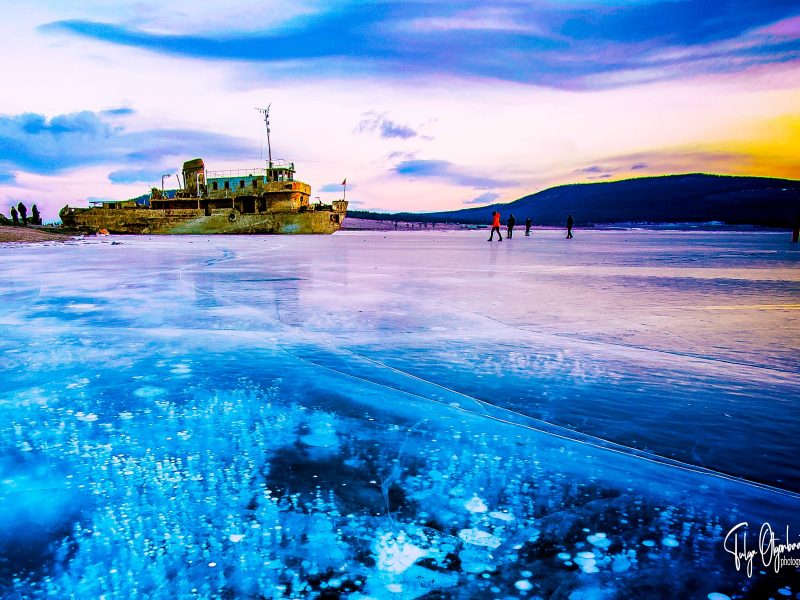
(506, 214, 516, 238)
(793, 212, 800, 243)
(566, 214, 574, 239)
(10, 206, 19, 225)
(31, 204, 41, 225)
(17, 202, 28, 226)
(525, 217, 532, 236)
(488, 211, 503, 241)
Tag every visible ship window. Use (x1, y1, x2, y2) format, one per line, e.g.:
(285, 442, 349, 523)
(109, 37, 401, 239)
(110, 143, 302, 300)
(212, 181, 218, 191)
(224, 180, 230, 190)
(252, 179, 258, 189)
(239, 180, 245, 189)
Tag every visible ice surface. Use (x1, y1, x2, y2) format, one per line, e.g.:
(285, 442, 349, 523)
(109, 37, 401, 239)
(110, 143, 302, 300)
(1, 230, 799, 598)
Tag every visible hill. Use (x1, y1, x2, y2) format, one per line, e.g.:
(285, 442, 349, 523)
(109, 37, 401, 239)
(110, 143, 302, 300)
(356, 174, 800, 227)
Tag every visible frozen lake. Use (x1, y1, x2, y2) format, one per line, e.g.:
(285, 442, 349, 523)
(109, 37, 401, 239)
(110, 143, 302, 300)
(1, 229, 799, 598)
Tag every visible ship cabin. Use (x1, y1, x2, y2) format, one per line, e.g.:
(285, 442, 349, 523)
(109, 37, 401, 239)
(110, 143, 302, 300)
(150, 158, 315, 216)
(91, 199, 141, 209)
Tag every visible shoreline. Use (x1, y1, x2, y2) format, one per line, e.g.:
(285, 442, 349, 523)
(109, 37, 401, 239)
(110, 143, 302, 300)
(0, 225, 72, 244)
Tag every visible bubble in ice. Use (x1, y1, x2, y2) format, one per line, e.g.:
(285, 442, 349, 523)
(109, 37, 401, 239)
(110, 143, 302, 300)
(642, 540, 656, 547)
(575, 551, 598, 573)
(464, 495, 488, 513)
(134, 386, 166, 399)
(170, 363, 192, 374)
(118, 411, 134, 420)
(375, 531, 428, 574)
(612, 555, 631, 573)
(662, 536, 679, 548)
(458, 528, 501, 549)
(489, 510, 514, 522)
(515, 580, 533, 591)
(386, 583, 403, 593)
(588, 533, 611, 549)
(229, 534, 244, 543)
(777, 588, 791, 597)
(707, 594, 731, 600)
(66, 378, 90, 389)
(462, 562, 495, 574)
(76, 413, 98, 422)
(557, 552, 571, 561)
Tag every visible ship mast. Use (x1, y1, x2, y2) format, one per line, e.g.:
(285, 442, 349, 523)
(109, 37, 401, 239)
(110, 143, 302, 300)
(255, 104, 272, 170)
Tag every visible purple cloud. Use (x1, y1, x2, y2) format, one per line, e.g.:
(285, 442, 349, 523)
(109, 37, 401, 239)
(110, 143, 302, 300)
(42, 2, 800, 89)
(464, 191, 500, 205)
(393, 159, 515, 188)
(357, 113, 418, 139)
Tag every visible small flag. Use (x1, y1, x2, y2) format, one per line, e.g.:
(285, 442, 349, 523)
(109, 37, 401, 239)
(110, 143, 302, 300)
(341, 178, 347, 186)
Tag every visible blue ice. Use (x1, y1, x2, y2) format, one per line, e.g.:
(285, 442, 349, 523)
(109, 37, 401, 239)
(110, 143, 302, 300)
(1, 230, 799, 598)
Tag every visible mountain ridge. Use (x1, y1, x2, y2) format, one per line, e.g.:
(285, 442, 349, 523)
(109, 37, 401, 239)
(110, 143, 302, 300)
(351, 173, 800, 227)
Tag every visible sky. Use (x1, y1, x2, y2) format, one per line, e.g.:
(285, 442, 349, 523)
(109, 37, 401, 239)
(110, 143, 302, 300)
(1, 0, 799, 220)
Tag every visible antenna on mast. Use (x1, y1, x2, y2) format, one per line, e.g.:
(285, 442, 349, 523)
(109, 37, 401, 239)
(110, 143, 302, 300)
(255, 104, 272, 169)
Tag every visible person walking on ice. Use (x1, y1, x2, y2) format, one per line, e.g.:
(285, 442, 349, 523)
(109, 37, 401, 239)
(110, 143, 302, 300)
(506, 214, 516, 238)
(525, 217, 532, 236)
(488, 211, 503, 241)
(566, 214, 574, 239)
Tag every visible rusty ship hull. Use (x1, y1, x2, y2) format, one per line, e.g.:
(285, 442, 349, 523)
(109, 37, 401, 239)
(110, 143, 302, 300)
(60, 206, 346, 235)
(59, 156, 348, 235)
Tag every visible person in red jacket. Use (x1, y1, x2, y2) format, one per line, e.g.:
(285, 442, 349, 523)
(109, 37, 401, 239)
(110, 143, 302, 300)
(488, 211, 502, 241)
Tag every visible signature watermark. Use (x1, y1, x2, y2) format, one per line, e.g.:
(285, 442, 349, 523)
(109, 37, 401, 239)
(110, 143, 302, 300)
(724, 522, 800, 576)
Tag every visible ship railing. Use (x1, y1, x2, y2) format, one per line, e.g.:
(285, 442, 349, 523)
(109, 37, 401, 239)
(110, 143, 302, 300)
(206, 160, 295, 179)
(206, 168, 269, 178)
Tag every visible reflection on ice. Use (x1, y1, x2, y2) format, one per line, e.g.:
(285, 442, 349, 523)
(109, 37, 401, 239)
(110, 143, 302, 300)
(1, 231, 799, 598)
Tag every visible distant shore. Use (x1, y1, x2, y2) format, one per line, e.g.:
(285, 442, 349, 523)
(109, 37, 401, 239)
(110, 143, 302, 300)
(341, 217, 786, 232)
(0, 225, 71, 244)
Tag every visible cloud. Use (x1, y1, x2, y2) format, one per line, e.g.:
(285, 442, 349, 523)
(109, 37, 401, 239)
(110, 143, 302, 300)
(108, 168, 174, 184)
(357, 113, 417, 139)
(385, 150, 417, 162)
(572, 147, 769, 181)
(577, 165, 618, 174)
(0, 172, 16, 184)
(319, 182, 350, 192)
(101, 107, 135, 116)
(42, 2, 800, 88)
(577, 164, 623, 179)
(464, 191, 500, 205)
(393, 159, 515, 188)
(0, 110, 253, 175)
